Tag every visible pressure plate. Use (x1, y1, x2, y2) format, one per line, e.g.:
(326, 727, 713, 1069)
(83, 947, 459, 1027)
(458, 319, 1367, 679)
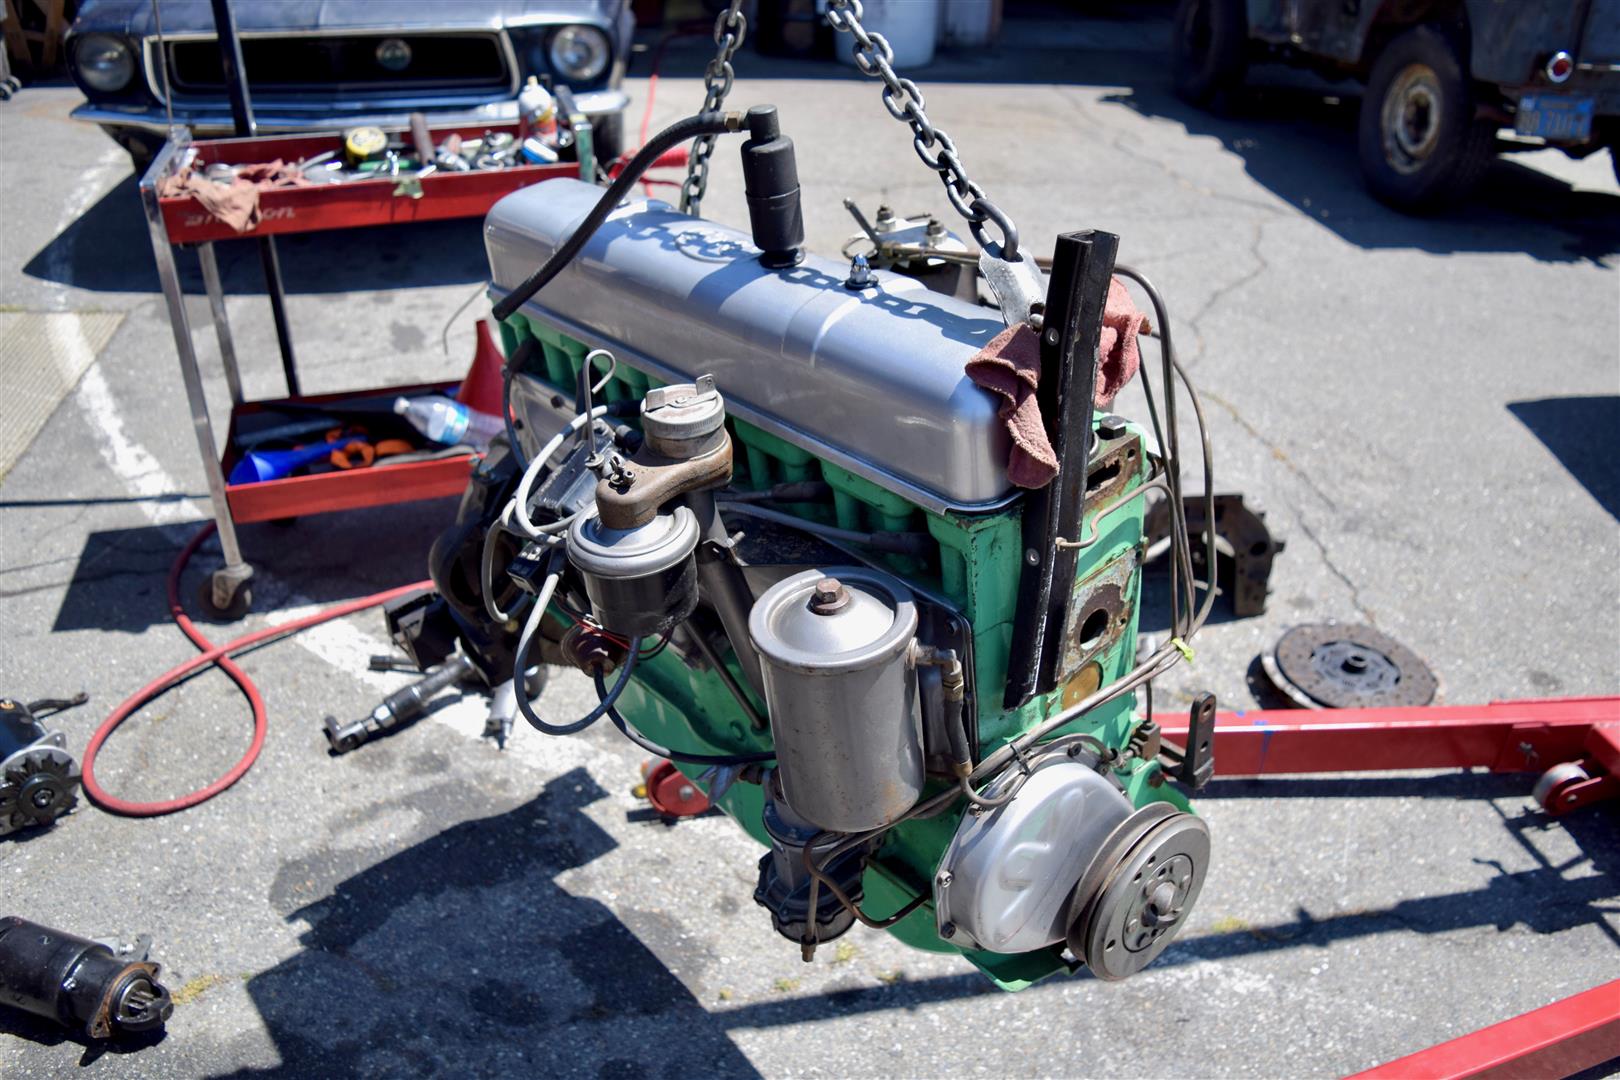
(1262, 622, 1438, 709)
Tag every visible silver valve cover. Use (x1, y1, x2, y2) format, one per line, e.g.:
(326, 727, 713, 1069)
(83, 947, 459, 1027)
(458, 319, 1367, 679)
(484, 179, 1013, 514)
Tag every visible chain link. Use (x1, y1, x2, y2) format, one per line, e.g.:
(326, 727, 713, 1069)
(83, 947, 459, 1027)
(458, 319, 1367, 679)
(680, 0, 747, 215)
(826, 0, 1019, 260)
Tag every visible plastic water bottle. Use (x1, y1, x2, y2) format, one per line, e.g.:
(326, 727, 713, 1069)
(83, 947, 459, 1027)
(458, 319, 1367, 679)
(394, 395, 503, 449)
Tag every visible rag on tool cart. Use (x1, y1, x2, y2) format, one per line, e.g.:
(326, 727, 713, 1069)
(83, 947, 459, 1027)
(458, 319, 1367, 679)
(966, 276, 1148, 488)
(156, 158, 312, 233)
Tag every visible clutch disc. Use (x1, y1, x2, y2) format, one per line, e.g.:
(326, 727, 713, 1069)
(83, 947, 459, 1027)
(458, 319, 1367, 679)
(1262, 622, 1438, 709)
(1067, 809, 1210, 981)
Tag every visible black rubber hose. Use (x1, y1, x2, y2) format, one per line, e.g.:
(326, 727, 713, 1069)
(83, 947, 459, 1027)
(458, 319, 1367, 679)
(490, 111, 739, 323)
(514, 618, 640, 736)
(592, 672, 775, 766)
(943, 689, 970, 772)
(502, 337, 537, 470)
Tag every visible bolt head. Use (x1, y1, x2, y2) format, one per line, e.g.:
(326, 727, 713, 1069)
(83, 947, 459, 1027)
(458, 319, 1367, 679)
(936, 870, 953, 887)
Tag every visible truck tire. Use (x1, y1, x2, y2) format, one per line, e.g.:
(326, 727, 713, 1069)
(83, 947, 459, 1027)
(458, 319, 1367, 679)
(1358, 25, 1496, 211)
(1172, 0, 1248, 105)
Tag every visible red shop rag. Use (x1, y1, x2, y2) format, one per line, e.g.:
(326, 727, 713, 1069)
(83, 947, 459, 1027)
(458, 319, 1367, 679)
(965, 276, 1148, 489)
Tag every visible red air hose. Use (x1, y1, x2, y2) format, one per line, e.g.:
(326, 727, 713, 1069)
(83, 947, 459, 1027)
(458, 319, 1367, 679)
(82, 522, 432, 817)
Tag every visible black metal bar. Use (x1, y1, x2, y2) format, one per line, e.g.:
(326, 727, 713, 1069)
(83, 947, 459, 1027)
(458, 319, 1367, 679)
(208, 0, 300, 396)
(1003, 230, 1119, 708)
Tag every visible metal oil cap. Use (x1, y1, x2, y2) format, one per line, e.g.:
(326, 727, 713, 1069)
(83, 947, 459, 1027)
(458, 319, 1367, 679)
(749, 566, 917, 672)
(641, 374, 725, 459)
(567, 505, 699, 580)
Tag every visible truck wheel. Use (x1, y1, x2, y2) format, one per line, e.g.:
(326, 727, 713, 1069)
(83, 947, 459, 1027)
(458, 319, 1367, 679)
(1172, 0, 1248, 105)
(1358, 25, 1495, 211)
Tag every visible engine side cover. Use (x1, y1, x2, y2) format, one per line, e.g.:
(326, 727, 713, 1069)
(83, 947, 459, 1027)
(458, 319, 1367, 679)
(935, 761, 1133, 954)
(484, 179, 1011, 514)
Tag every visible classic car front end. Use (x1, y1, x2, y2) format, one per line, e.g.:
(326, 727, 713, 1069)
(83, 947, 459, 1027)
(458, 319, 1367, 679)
(64, 0, 634, 169)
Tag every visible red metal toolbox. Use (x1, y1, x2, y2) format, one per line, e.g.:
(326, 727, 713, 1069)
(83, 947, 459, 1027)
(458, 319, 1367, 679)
(157, 123, 584, 244)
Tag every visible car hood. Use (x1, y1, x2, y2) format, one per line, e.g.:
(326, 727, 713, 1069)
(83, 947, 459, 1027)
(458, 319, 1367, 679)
(74, 0, 620, 36)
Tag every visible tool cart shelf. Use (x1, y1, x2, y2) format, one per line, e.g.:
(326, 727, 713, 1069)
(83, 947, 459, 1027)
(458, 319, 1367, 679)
(140, 122, 591, 616)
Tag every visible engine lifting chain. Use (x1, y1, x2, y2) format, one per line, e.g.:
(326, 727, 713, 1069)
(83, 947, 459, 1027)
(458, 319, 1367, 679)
(680, 0, 748, 216)
(825, 0, 1021, 262)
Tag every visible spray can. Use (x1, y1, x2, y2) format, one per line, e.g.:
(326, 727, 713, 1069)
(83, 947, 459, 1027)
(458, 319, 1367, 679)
(518, 76, 557, 145)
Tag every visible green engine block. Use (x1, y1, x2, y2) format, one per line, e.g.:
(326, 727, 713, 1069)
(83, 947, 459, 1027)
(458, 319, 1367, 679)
(500, 313, 1186, 991)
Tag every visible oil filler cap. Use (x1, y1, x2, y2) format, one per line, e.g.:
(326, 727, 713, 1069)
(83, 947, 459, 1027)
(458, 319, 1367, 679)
(640, 374, 725, 459)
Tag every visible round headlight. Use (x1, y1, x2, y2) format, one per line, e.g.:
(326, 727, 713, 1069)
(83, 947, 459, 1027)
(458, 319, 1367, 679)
(74, 33, 136, 94)
(548, 25, 610, 83)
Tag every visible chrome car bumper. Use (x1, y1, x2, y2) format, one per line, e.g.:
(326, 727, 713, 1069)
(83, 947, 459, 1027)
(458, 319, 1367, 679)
(71, 88, 629, 136)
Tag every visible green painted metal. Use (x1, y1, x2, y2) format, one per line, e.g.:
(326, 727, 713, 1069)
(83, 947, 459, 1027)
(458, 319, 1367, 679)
(506, 317, 1180, 991)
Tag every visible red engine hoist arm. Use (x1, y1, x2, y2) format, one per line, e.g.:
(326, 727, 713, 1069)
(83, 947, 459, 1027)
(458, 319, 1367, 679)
(1159, 695, 1619, 791)
(1346, 977, 1620, 1080)
(1157, 696, 1619, 1078)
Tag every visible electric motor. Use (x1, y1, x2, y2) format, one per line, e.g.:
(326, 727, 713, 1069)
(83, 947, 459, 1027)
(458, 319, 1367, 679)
(0, 698, 80, 837)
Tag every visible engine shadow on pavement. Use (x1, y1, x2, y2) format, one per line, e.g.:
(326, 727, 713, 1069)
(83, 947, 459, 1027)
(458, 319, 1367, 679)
(189, 754, 1617, 1079)
(213, 768, 764, 1079)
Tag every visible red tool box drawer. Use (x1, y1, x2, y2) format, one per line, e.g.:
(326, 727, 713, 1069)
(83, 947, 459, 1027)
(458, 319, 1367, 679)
(221, 381, 480, 524)
(158, 124, 582, 244)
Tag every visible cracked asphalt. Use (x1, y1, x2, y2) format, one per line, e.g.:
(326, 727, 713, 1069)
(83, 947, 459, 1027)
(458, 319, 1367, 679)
(2, 10, 1618, 1078)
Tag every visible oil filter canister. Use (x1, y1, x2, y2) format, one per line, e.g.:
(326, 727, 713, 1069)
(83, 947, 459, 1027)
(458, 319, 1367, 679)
(566, 506, 700, 638)
(748, 566, 922, 832)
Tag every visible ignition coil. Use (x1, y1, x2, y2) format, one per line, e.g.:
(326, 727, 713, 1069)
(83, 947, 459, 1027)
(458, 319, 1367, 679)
(0, 917, 173, 1039)
(0, 696, 82, 836)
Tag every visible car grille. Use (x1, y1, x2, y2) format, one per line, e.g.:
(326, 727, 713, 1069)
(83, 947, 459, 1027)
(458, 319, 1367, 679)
(162, 31, 510, 101)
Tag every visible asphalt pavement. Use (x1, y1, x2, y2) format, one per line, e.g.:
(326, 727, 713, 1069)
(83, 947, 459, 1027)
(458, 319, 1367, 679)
(1, 16, 1617, 1079)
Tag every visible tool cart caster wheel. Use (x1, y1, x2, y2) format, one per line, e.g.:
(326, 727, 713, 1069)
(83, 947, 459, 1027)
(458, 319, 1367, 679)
(0, 84, 12, 102)
(198, 576, 253, 621)
(1532, 761, 1591, 814)
(2, 77, 18, 93)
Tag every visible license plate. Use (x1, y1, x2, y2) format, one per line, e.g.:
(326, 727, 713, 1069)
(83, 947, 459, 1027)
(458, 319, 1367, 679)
(1516, 94, 1595, 141)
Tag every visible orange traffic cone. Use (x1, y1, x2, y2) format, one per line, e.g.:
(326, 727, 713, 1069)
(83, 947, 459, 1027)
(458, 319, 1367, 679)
(458, 319, 507, 418)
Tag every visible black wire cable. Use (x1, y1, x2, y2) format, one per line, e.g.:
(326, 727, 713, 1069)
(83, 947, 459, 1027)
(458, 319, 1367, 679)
(592, 671, 775, 766)
(514, 602, 639, 736)
(490, 111, 740, 323)
(501, 338, 537, 470)
(492, 111, 743, 464)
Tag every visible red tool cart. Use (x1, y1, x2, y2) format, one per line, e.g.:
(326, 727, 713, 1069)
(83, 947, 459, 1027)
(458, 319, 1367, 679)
(137, 117, 593, 617)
